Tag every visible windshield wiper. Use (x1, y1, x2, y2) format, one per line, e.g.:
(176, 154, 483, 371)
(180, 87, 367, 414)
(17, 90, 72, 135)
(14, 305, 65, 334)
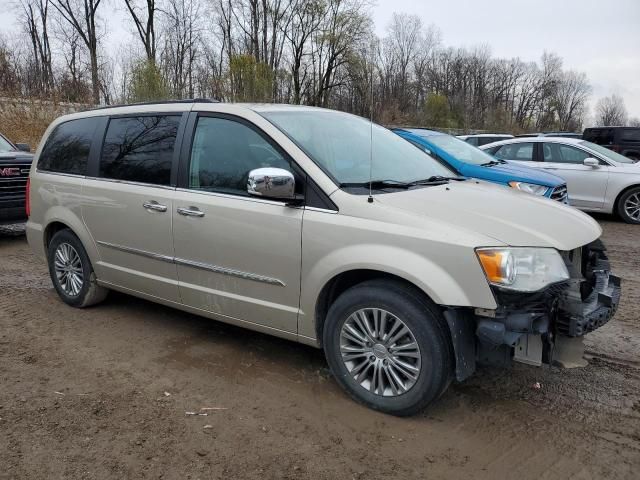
(480, 160, 506, 167)
(339, 180, 411, 189)
(408, 176, 466, 185)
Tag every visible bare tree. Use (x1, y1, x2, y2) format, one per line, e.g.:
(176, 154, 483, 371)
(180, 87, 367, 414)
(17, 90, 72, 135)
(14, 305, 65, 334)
(52, 0, 103, 104)
(123, 0, 157, 63)
(595, 94, 628, 126)
(19, 0, 54, 94)
(161, 0, 203, 98)
(554, 70, 590, 131)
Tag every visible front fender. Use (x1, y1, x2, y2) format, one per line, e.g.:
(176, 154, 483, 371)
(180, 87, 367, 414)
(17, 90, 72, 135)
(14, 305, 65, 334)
(298, 243, 496, 340)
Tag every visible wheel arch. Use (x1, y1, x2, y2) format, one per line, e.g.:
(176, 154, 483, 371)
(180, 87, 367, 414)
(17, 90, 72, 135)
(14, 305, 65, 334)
(41, 207, 99, 264)
(613, 183, 640, 215)
(314, 269, 433, 347)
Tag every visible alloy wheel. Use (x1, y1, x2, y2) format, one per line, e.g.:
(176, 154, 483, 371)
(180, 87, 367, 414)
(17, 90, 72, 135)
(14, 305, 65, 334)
(339, 308, 422, 397)
(624, 193, 640, 221)
(54, 242, 84, 296)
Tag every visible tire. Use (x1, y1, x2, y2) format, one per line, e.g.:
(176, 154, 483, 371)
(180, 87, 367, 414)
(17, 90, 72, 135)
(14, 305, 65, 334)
(617, 186, 640, 224)
(47, 229, 108, 307)
(323, 279, 453, 416)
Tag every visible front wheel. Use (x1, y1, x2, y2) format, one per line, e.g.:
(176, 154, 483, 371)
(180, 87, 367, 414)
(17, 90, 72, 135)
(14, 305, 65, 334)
(323, 280, 453, 416)
(617, 186, 640, 224)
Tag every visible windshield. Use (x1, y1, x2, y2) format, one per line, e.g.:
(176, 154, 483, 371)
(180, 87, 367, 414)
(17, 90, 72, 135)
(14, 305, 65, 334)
(261, 110, 456, 185)
(0, 135, 16, 153)
(424, 134, 501, 165)
(580, 141, 636, 164)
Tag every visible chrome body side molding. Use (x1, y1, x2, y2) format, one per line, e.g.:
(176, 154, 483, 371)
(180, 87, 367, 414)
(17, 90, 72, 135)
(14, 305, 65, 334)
(97, 240, 285, 287)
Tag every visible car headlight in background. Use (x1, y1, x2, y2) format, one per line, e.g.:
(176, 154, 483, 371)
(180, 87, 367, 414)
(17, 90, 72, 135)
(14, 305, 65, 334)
(508, 181, 549, 196)
(476, 247, 569, 292)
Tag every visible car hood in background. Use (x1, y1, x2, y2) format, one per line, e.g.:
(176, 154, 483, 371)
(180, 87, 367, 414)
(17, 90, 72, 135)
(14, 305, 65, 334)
(487, 161, 565, 187)
(375, 180, 600, 251)
(0, 152, 33, 162)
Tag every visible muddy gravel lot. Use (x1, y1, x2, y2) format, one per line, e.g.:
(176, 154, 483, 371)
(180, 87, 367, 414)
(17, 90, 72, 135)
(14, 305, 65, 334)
(0, 217, 639, 479)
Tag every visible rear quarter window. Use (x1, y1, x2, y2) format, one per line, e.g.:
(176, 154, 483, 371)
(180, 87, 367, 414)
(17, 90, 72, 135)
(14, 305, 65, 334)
(38, 118, 101, 175)
(620, 129, 640, 143)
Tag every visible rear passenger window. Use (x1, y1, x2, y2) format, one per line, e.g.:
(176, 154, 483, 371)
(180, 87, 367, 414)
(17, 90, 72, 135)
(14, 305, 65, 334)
(494, 143, 535, 161)
(188, 117, 292, 195)
(100, 116, 180, 185)
(38, 118, 100, 174)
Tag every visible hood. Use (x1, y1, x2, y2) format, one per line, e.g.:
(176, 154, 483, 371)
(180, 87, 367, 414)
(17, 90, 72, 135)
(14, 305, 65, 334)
(0, 151, 33, 163)
(487, 161, 565, 186)
(374, 180, 601, 251)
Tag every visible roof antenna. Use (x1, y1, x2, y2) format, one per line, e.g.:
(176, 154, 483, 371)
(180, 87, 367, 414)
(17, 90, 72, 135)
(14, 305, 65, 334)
(367, 40, 375, 204)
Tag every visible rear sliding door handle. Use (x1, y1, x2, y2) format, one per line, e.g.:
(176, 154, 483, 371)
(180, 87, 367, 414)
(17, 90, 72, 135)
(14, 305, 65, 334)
(177, 206, 205, 217)
(143, 201, 168, 212)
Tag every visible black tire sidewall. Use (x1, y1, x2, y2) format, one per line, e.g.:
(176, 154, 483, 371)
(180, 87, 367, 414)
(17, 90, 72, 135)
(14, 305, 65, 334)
(618, 187, 640, 224)
(47, 230, 93, 307)
(323, 281, 452, 416)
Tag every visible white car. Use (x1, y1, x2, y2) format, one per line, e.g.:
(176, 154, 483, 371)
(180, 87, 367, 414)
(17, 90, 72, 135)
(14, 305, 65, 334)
(480, 137, 640, 224)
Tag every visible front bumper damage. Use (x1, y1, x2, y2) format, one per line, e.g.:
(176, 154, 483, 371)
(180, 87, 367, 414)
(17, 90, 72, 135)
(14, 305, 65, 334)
(445, 240, 621, 381)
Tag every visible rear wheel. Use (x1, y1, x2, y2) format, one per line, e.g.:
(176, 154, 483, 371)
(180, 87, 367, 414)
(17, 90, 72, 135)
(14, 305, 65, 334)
(617, 186, 640, 224)
(47, 229, 108, 307)
(323, 280, 453, 416)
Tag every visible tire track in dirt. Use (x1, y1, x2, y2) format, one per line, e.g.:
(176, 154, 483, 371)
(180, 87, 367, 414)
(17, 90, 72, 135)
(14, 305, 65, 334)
(1, 220, 639, 479)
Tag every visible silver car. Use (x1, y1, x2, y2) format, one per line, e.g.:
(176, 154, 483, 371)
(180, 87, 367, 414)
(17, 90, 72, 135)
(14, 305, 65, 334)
(27, 101, 620, 415)
(481, 137, 640, 224)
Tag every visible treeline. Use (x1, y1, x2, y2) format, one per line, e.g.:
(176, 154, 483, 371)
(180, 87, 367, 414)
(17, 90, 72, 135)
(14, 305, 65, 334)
(0, 0, 608, 132)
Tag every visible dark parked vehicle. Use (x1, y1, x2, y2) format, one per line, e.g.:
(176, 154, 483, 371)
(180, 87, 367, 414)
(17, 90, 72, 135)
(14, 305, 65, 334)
(583, 127, 640, 162)
(516, 132, 582, 139)
(0, 133, 33, 225)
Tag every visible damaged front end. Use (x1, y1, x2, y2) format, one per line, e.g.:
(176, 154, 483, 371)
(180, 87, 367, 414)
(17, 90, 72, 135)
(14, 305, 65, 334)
(445, 240, 621, 381)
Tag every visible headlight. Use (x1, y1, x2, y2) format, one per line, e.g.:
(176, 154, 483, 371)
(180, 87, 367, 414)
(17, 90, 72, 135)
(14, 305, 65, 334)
(476, 247, 569, 292)
(508, 181, 549, 196)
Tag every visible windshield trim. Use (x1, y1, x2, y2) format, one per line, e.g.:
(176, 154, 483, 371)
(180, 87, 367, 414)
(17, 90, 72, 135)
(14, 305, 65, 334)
(0, 133, 17, 153)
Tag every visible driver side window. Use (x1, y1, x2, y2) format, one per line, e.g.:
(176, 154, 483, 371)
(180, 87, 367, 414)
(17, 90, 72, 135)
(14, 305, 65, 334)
(189, 116, 292, 195)
(542, 143, 593, 164)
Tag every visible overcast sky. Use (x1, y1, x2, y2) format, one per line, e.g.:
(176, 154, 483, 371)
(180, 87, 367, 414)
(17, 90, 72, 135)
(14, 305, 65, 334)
(0, 0, 638, 118)
(373, 0, 640, 119)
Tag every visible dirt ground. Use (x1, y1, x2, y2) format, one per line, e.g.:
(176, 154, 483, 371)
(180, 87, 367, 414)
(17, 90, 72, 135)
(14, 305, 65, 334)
(0, 217, 639, 480)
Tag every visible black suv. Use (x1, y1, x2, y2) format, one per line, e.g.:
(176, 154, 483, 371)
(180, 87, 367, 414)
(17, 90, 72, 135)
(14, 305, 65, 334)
(0, 133, 33, 225)
(583, 127, 640, 162)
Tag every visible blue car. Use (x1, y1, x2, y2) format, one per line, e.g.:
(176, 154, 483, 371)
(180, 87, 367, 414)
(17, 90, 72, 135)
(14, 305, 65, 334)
(393, 128, 568, 203)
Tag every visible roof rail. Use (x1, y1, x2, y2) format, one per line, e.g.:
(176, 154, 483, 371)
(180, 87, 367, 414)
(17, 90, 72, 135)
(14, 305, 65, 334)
(90, 98, 220, 111)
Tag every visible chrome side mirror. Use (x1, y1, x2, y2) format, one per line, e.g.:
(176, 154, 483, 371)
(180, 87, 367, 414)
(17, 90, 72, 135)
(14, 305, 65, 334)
(247, 167, 296, 200)
(583, 158, 600, 168)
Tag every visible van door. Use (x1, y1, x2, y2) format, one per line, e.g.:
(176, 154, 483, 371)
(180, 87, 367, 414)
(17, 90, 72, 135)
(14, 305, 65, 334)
(172, 113, 303, 334)
(82, 114, 184, 302)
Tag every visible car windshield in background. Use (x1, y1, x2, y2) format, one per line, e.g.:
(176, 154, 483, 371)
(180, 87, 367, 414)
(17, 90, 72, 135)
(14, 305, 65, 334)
(261, 110, 457, 186)
(426, 134, 501, 166)
(580, 141, 636, 164)
(0, 135, 16, 153)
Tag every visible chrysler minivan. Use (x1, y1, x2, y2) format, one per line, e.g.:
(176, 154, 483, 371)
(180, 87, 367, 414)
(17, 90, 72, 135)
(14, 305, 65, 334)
(27, 101, 621, 416)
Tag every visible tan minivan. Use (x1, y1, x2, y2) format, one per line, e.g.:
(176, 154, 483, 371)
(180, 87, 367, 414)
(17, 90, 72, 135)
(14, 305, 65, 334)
(27, 101, 621, 415)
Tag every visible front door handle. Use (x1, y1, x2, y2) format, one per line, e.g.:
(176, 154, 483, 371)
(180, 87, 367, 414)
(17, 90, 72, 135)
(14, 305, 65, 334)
(177, 206, 205, 218)
(143, 201, 168, 212)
